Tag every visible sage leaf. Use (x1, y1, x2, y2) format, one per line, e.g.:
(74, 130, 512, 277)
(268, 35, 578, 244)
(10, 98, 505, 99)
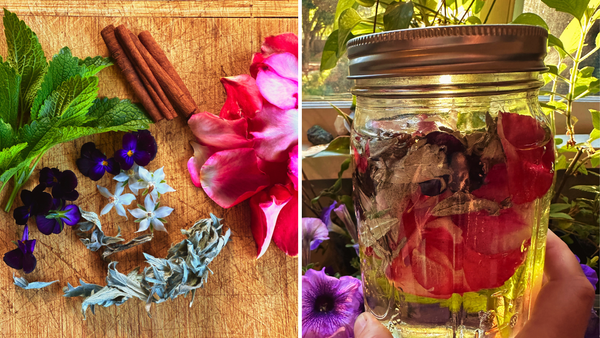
(13, 273, 58, 290)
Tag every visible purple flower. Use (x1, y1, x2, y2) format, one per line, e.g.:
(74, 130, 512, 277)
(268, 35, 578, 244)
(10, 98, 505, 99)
(333, 204, 358, 244)
(3, 225, 37, 273)
(35, 199, 81, 235)
(576, 256, 598, 291)
(303, 218, 330, 250)
(302, 268, 363, 338)
(39, 167, 79, 201)
(13, 184, 52, 225)
(76, 142, 120, 181)
(321, 201, 337, 227)
(114, 130, 157, 170)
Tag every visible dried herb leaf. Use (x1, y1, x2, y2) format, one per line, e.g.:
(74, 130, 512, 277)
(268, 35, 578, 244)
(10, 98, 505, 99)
(13, 273, 58, 289)
(65, 213, 231, 318)
(76, 208, 125, 252)
(101, 234, 154, 259)
(431, 192, 500, 217)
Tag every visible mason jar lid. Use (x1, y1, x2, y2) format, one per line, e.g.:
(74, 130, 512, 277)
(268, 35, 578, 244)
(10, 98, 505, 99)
(347, 25, 548, 79)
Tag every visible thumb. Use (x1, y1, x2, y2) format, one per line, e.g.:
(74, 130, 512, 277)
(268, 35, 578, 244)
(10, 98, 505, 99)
(354, 312, 393, 338)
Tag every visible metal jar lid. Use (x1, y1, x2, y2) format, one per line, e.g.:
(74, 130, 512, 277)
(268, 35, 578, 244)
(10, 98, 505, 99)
(347, 25, 548, 79)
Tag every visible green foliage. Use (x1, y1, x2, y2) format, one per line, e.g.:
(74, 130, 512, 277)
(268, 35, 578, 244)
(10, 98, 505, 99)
(0, 10, 152, 211)
(320, 0, 495, 71)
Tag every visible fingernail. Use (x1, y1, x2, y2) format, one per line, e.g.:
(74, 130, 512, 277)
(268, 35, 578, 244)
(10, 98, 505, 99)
(354, 312, 370, 336)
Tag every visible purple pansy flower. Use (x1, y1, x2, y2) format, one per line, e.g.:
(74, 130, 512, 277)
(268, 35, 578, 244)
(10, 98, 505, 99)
(35, 199, 81, 235)
(13, 184, 52, 225)
(576, 256, 598, 291)
(302, 268, 363, 338)
(114, 130, 157, 170)
(76, 142, 120, 181)
(39, 167, 79, 201)
(3, 225, 37, 273)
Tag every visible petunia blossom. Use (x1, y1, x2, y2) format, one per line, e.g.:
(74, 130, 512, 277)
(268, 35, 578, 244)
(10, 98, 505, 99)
(302, 218, 329, 264)
(97, 184, 136, 219)
(187, 33, 298, 259)
(302, 269, 363, 338)
(3, 225, 37, 274)
(128, 194, 173, 233)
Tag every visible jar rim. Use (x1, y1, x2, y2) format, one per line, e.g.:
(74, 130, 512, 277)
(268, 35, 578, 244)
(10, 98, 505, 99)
(347, 25, 548, 78)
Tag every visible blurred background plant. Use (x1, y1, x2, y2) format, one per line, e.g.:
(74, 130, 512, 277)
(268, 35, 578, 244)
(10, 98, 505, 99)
(302, 0, 599, 336)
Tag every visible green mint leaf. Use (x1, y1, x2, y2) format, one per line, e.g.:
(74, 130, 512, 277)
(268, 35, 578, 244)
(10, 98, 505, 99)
(0, 118, 14, 149)
(31, 47, 83, 119)
(511, 13, 549, 31)
(383, 1, 414, 31)
(320, 30, 340, 72)
(0, 59, 21, 129)
(0, 142, 27, 173)
(78, 55, 113, 77)
(83, 97, 152, 132)
(338, 8, 362, 53)
(3, 9, 48, 118)
(16, 116, 59, 160)
(37, 75, 98, 123)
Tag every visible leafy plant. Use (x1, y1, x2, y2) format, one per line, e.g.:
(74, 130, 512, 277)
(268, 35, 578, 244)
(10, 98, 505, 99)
(0, 9, 152, 212)
(321, 0, 491, 71)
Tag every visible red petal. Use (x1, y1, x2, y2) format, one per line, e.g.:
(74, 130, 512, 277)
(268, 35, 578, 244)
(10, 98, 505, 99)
(249, 104, 298, 162)
(287, 146, 299, 190)
(250, 52, 265, 78)
(261, 33, 298, 58)
(219, 75, 263, 119)
(256, 67, 298, 110)
(272, 186, 298, 256)
(497, 112, 555, 204)
(472, 163, 510, 203)
(258, 159, 290, 186)
(250, 184, 293, 258)
(187, 142, 214, 187)
(463, 245, 525, 292)
(188, 112, 253, 151)
(200, 148, 270, 208)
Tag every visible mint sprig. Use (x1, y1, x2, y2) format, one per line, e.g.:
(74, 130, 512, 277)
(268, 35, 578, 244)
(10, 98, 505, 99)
(0, 9, 153, 211)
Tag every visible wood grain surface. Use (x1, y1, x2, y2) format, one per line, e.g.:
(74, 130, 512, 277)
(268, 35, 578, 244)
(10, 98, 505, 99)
(0, 1, 298, 337)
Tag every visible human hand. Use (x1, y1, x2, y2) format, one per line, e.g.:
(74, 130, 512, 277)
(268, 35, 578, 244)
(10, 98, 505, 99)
(516, 229, 595, 338)
(354, 230, 595, 338)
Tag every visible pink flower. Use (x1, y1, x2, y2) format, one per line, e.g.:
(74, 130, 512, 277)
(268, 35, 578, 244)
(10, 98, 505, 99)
(187, 33, 298, 259)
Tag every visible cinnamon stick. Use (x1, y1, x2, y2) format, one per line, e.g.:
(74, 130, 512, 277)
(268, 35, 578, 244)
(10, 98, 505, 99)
(100, 25, 163, 122)
(137, 69, 175, 120)
(138, 31, 197, 109)
(113, 25, 177, 120)
(116, 25, 199, 118)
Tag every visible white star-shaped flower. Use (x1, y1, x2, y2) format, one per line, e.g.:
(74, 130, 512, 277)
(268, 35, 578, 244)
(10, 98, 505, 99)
(130, 167, 175, 202)
(97, 184, 136, 219)
(128, 194, 173, 233)
(114, 163, 141, 195)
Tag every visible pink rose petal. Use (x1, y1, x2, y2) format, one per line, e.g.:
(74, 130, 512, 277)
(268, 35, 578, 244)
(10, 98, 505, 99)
(261, 33, 298, 58)
(288, 145, 298, 190)
(200, 148, 270, 208)
(219, 74, 263, 120)
(250, 184, 293, 258)
(258, 159, 290, 185)
(187, 142, 214, 188)
(256, 67, 298, 110)
(188, 112, 253, 151)
(272, 185, 298, 257)
(264, 52, 298, 82)
(249, 104, 298, 162)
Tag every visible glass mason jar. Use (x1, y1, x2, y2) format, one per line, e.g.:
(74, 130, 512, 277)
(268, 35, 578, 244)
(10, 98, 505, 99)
(347, 26, 554, 338)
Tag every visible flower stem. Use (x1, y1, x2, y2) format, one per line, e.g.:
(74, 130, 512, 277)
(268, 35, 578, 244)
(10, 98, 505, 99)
(4, 155, 43, 212)
(373, 0, 380, 34)
(483, 0, 497, 24)
(552, 148, 584, 203)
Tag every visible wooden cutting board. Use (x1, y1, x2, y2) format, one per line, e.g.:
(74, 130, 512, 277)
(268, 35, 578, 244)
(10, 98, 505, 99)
(0, 1, 298, 337)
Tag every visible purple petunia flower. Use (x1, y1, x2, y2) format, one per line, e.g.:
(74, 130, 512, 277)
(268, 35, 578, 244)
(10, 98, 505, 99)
(3, 225, 37, 273)
(39, 167, 79, 201)
(13, 184, 52, 225)
(303, 218, 330, 251)
(35, 199, 81, 235)
(302, 268, 363, 338)
(76, 142, 120, 181)
(576, 256, 598, 291)
(114, 130, 157, 170)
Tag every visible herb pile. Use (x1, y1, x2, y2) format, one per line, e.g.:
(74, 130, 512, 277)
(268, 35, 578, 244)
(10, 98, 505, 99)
(0, 9, 152, 212)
